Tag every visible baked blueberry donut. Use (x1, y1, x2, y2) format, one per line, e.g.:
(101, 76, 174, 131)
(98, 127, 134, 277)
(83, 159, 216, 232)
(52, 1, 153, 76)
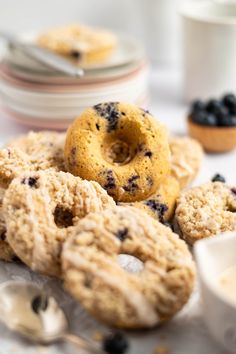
(62, 206, 195, 328)
(170, 137, 203, 189)
(37, 24, 116, 65)
(64, 102, 170, 202)
(122, 176, 180, 222)
(3, 170, 115, 276)
(0, 131, 65, 188)
(175, 181, 236, 245)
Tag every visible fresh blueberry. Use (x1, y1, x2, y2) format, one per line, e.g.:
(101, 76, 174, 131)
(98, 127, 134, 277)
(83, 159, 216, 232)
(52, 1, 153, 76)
(206, 114, 218, 126)
(103, 332, 129, 354)
(212, 174, 226, 183)
(218, 114, 234, 127)
(229, 105, 236, 115)
(218, 105, 229, 115)
(230, 116, 236, 126)
(206, 99, 223, 115)
(191, 100, 205, 113)
(192, 111, 217, 126)
(214, 103, 230, 125)
(191, 111, 205, 124)
(222, 93, 236, 109)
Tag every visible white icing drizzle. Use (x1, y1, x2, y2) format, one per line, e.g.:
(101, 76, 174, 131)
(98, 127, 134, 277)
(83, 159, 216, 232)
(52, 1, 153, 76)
(64, 248, 159, 327)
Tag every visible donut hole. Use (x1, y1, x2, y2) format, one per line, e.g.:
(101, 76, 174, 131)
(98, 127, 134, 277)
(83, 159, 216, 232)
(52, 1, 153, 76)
(118, 254, 144, 274)
(101, 137, 135, 166)
(104, 140, 134, 166)
(54, 205, 74, 228)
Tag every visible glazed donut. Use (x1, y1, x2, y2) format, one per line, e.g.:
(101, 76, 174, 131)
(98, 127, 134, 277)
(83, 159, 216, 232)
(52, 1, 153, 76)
(0, 131, 65, 188)
(62, 206, 195, 329)
(64, 102, 170, 202)
(122, 175, 180, 223)
(175, 181, 236, 245)
(3, 170, 115, 276)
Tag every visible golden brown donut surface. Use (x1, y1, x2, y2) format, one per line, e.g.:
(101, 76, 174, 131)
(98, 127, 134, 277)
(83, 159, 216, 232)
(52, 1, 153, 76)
(64, 102, 170, 202)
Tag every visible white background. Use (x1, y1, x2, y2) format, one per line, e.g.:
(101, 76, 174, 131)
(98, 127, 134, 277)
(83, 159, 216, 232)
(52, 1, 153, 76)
(0, 0, 194, 64)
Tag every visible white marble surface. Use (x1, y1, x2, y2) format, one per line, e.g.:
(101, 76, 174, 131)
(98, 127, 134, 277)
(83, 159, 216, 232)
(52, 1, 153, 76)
(0, 66, 235, 354)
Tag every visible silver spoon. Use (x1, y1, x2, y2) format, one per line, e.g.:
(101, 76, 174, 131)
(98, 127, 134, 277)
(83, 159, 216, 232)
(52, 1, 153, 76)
(0, 30, 84, 78)
(0, 280, 106, 353)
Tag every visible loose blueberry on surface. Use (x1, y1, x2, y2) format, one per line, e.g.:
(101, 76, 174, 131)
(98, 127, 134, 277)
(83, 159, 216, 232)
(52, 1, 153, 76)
(211, 174, 226, 183)
(103, 332, 129, 354)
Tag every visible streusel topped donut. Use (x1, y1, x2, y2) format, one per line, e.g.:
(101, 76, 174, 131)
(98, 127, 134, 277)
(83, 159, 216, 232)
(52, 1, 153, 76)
(3, 170, 115, 276)
(62, 206, 195, 328)
(0, 131, 65, 188)
(175, 181, 236, 245)
(170, 137, 203, 189)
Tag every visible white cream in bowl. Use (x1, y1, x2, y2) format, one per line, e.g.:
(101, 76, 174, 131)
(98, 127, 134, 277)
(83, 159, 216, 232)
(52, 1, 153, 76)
(218, 265, 236, 305)
(180, 0, 236, 101)
(194, 232, 236, 353)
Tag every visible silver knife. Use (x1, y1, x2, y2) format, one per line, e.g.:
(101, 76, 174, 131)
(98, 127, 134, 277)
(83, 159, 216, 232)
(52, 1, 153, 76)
(0, 30, 84, 78)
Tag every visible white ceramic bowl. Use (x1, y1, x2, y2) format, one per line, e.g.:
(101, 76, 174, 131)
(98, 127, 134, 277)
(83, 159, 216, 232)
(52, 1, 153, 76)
(180, 0, 236, 101)
(194, 232, 236, 353)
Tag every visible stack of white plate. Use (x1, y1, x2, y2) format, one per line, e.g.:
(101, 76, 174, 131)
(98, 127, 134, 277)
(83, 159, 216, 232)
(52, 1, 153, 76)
(0, 33, 149, 129)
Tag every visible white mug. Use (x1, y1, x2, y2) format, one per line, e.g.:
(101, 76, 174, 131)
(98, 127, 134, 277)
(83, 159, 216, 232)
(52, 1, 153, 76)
(181, 0, 236, 101)
(135, 0, 192, 65)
